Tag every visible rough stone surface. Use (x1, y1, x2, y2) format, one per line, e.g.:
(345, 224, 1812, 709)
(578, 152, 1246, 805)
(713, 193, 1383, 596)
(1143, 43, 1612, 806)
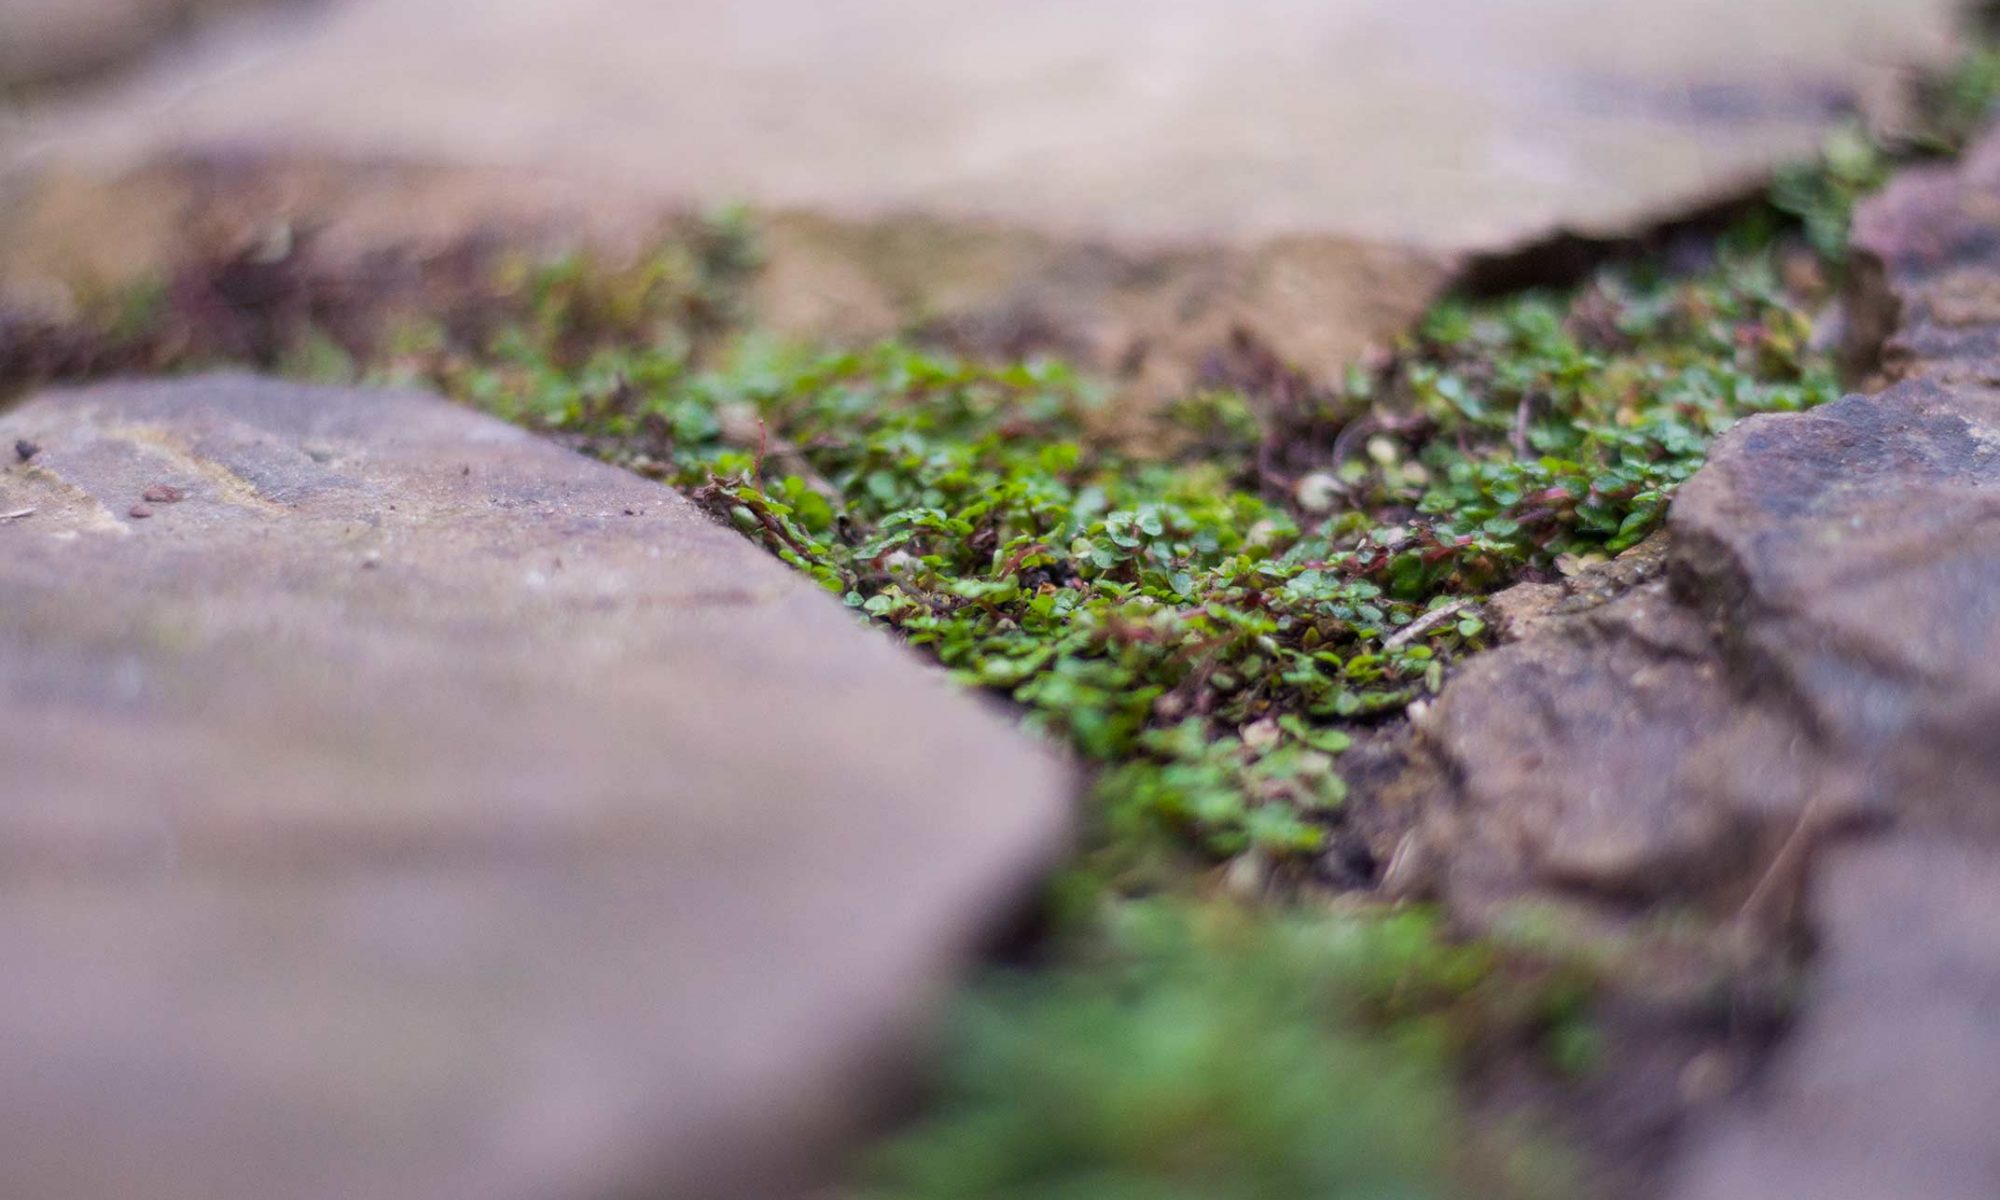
(1675, 381, 2000, 831)
(1391, 123, 2000, 1197)
(1407, 377, 2000, 912)
(1411, 579, 1756, 908)
(1671, 839, 2000, 1200)
(1848, 114, 2000, 387)
(0, 0, 277, 91)
(1662, 121, 2000, 1200)
(0, 375, 1070, 1200)
(1406, 301, 2000, 909)
(0, 0, 1965, 390)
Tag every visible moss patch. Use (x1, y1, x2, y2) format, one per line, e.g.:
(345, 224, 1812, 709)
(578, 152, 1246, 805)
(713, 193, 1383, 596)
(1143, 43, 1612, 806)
(858, 903, 1591, 1200)
(365, 219, 1834, 884)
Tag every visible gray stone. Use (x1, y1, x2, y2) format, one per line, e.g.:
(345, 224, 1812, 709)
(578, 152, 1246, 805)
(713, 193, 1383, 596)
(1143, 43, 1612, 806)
(1411, 579, 1758, 908)
(0, 0, 277, 91)
(1393, 122, 2000, 1196)
(1674, 379, 2000, 834)
(0, 0, 1966, 392)
(1658, 121, 2000, 1200)
(1669, 840, 2000, 1200)
(1404, 375, 2000, 910)
(0, 375, 1070, 1200)
(1848, 121, 2000, 387)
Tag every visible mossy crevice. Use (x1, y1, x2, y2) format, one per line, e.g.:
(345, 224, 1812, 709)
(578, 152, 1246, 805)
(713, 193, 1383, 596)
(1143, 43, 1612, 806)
(4, 43, 1997, 1199)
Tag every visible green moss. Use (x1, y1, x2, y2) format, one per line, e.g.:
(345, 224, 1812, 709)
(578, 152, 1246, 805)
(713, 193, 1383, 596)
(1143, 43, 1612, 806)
(292, 207, 1838, 1198)
(857, 903, 1587, 1200)
(384, 229, 1834, 876)
(298, 220, 1838, 1197)
(323, 180, 1869, 1196)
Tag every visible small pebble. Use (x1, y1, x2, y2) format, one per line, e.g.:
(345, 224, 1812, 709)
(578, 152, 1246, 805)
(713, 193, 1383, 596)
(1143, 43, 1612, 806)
(1293, 471, 1340, 514)
(1678, 1049, 1738, 1105)
(142, 484, 186, 504)
(13, 439, 39, 463)
(128, 504, 154, 520)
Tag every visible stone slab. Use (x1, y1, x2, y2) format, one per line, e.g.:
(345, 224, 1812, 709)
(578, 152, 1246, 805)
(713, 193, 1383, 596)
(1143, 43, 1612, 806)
(6, 0, 1965, 248)
(0, 0, 1966, 390)
(1653, 119, 2000, 1200)
(1407, 378, 2000, 906)
(1850, 111, 2000, 386)
(0, 375, 1070, 1200)
(1669, 840, 2000, 1200)
(1390, 121, 2000, 1195)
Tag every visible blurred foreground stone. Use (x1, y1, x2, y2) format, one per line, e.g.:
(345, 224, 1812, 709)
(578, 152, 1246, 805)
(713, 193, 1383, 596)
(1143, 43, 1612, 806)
(0, 375, 1069, 1200)
(0, 0, 1966, 394)
(1671, 841, 2000, 1200)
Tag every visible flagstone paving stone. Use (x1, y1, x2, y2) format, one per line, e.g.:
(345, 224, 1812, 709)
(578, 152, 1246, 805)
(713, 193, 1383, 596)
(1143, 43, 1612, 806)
(0, 373, 1070, 1200)
(0, 0, 1965, 392)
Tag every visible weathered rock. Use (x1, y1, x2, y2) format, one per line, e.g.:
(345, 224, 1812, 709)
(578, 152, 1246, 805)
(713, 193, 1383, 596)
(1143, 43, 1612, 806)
(1658, 122, 2000, 1200)
(1848, 121, 2000, 386)
(1670, 840, 2000, 1200)
(1405, 371, 2000, 904)
(1410, 580, 1758, 908)
(1395, 122, 2000, 1197)
(1678, 381, 2000, 829)
(0, 0, 1966, 391)
(0, 375, 1070, 1200)
(1477, 533, 1675, 644)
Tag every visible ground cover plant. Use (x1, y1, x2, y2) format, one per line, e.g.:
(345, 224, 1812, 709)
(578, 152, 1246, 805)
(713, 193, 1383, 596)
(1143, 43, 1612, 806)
(373, 212, 1837, 884)
(365, 212, 1836, 1198)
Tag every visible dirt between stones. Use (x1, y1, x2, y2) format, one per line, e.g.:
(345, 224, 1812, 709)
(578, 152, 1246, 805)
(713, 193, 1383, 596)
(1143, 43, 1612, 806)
(1382, 123, 2000, 1200)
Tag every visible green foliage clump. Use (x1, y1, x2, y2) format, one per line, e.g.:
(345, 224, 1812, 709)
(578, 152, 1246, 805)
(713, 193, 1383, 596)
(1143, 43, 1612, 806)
(1771, 44, 2000, 262)
(397, 234, 1836, 872)
(217, 195, 1844, 1200)
(1915, 42, 2000, 154)
(355, 235, 1830, 1195)
(857, 903, 1585, 1200)
(1770, 123, 1892, 263)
